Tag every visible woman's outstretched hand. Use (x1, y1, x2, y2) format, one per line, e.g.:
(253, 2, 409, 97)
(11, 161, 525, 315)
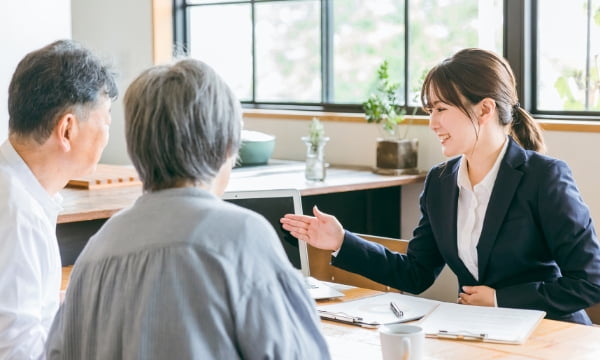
(280, 205, 345, 251)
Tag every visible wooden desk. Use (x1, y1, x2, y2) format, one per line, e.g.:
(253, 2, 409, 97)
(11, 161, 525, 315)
(317, 288, 600, 360)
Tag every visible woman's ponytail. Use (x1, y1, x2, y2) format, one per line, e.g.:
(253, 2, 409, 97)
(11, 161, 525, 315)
(510, 105, 546, 153)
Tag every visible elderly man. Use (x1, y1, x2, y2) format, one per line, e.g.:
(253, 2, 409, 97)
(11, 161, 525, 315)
(0, 39, 117, 358)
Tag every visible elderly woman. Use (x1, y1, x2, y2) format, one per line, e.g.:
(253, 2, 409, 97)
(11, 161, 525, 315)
(46, 59, 330, 359)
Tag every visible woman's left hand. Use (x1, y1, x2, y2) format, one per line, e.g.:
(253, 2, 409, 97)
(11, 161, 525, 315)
(458, 285, 496, 307)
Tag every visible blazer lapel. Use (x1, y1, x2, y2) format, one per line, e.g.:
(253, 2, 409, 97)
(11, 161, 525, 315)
(477, 138, 525, 281)
(439, 162, 459, 258)
(435, 159, 478, 284)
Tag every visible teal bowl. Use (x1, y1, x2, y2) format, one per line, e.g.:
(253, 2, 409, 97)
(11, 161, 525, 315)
(237, 130, 276, 166)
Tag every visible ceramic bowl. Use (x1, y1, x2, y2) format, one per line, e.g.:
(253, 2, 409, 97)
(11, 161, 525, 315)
(237, 130, 276, 166)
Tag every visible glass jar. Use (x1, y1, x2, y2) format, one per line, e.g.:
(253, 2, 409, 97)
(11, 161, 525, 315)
(302, 136, 330, 181)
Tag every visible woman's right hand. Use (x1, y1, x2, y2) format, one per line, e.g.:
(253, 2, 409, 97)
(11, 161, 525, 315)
(280, 205, 345, 251)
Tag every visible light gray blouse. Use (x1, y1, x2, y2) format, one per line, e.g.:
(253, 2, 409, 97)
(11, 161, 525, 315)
(46, 187, 330, 359)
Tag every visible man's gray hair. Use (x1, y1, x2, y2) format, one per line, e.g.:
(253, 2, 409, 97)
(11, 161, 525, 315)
(8, 39, 118, 143)
(124, 59, 242, 191)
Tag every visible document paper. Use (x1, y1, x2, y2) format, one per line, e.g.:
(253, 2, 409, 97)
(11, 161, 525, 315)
(317, 292, 440, 328)
(419, 302, 546, 344)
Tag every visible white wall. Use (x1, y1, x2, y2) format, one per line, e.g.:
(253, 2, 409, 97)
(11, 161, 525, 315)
(0, 0, 71, 141)
(71, 0, 154, 164)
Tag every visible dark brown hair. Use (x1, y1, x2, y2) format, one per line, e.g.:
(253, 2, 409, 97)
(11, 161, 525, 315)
(420, 48, 545, 153)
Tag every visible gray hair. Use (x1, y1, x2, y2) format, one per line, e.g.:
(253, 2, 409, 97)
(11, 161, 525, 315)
(8, 39, 118, 143)
(123, 59, 242, 191)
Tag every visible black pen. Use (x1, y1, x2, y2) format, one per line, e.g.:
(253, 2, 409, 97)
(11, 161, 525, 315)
(390, 301, 403, 318)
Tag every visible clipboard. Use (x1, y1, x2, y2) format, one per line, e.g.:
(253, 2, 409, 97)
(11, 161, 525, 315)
(419, 302, 546, 344)
(317, 293, 440, 328)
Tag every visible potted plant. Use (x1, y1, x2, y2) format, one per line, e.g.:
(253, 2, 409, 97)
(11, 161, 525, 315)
(362, 60, 419, 175)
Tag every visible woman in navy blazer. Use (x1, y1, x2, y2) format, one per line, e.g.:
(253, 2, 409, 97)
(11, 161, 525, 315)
(281, 48, 600, 324)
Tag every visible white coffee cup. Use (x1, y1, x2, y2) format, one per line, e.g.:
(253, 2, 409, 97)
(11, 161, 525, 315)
(379, 324, 425, 360)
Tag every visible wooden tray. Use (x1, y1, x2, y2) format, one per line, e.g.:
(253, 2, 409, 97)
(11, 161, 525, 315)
(67, 164, 142, 189)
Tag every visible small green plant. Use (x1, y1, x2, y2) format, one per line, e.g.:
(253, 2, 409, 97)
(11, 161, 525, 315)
(303, 117, 329, 181)
(308, 117, 326, 151)
(362, 60, 407, 138)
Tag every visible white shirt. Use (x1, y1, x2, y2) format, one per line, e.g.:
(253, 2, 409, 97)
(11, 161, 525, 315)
(456, 137, 508, 281)
(0, 140, 62, 360)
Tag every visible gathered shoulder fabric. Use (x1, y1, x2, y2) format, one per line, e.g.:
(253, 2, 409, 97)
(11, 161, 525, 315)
(46, 187, 330, 359)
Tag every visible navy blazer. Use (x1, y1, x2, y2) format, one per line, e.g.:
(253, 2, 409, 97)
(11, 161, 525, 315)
(333, 137, 600, 324)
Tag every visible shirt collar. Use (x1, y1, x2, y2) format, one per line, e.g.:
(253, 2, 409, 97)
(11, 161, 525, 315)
(457, 136, 509, 192)
(1, 140, 63, 215)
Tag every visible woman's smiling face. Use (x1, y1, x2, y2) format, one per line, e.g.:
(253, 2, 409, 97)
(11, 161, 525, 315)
(426, 92, 478, 159)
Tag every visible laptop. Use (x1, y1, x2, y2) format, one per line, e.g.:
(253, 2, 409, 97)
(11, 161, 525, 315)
(222, 189, 344, 300)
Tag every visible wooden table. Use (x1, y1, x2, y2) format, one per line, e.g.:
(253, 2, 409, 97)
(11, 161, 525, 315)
(317, 288, 600, 360)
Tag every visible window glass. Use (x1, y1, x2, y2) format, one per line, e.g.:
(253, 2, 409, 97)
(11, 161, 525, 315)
(537, 0, 600, 111)
(189, 4, 253, 101)
(255, 0, 321, 102)
(409, 0, 503, 105)
(187, 1, 231, 4)
(332, 0, 502, 106)
(183, 0, 502, 107)
(332, 0, 405, 104)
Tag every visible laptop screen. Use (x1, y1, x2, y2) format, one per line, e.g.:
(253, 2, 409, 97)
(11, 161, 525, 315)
(222, 189, 310, 276)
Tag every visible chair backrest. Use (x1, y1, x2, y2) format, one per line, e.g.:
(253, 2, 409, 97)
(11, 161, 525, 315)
(586, 303, 600, 326)
(307, 233, 409, 293)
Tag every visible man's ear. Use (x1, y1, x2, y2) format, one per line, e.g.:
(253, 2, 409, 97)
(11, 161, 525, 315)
(55, 113, 77, 152)
(477, 98, 496, 125)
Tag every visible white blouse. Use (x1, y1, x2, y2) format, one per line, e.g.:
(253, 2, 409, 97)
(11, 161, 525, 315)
(456, 137, 509, 281)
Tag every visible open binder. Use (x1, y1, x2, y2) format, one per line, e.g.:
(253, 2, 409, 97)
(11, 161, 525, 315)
(317, 292, 440, 328)
(318, 293, 546, 344)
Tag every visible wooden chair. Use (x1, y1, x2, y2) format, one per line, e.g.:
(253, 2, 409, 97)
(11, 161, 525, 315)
(307, 233, 409, 293)
(586, 303, 600, 326)
(61, 265, 73, 291)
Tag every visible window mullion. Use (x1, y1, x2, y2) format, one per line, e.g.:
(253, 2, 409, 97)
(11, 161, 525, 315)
(321, 0, 333, 103)
(173, 0, 188, 54)
(251, 0, 257, 103)
(585, 0, 592, 110)
(404, 0, 409, 106)
(505, 0, 532, 110)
